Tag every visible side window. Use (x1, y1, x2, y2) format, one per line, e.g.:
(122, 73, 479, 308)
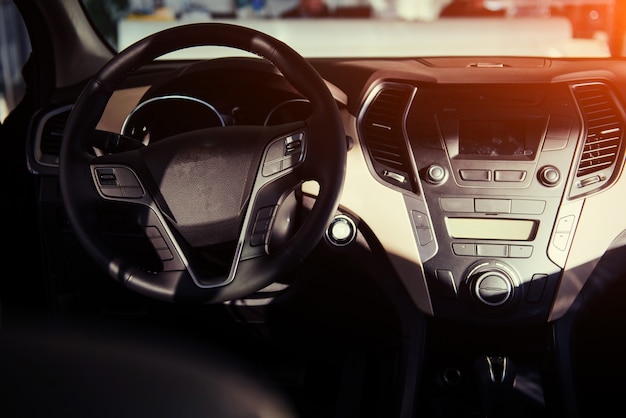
(0, 0, 31, 124)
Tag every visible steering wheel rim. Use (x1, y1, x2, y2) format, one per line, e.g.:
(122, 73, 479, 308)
(59, 23, 346, 303)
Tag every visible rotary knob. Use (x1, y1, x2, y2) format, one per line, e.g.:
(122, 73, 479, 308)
(473, 271, 513, 307)
(538, 165, 561, 187)
(425, 164, 447, 184)
(465, 260, 518, 308)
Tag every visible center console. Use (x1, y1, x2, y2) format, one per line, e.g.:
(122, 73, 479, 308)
(359, 78, 625, 324)
(357, 74, 625, 417)
(404, 82, 584, 323)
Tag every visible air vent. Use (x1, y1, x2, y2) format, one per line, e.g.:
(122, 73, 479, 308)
(27, 105, 73, 173)
(40, 109, 70, 158)
(360, 84, 415, 192)
(573, 83, 624, 178)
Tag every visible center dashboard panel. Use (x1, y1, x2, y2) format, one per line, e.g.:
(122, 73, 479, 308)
(358, 78, 625, 324)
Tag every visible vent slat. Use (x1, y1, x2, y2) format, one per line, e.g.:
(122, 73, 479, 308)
(581, 150, 617, 162)
(583, 145, 618, 155)
(584, 137, 620, 149)
(580, 156, 616, 165)
(588, 115, 619, 125)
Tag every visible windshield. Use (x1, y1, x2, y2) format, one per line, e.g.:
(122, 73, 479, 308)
(82, 0, 623, 58)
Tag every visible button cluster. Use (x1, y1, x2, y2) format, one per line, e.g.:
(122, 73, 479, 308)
(262, 132, 304, 176)
(145, 226, 173, 261)
(452, 243, 533, 258)
(459, 169, 526, 182)
(411, 210, 433, 245)
(552, 215, 575, 250)
(94, 166, 144, 198)
(440, 197, 545, 215)
(250, 206, 277, 247)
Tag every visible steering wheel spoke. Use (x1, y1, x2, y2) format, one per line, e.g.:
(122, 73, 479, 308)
(240, 166, 305, 258)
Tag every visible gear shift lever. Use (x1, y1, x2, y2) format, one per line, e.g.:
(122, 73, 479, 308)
(474, 355, 516, 417)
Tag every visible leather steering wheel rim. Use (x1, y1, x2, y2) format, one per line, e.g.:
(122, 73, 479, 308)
(59, 23, 346, 303)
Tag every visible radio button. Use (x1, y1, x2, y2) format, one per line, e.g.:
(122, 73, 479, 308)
(417, 228, 433, 245)
(556, 215, 575, 232)
(453, 243, 476, 256)
(411, 211, 429, 228)
(511, 199, 546, 215)
(440, 197, 474, 212)
(553, 233, 569, 250)
(411, 211, 433, 245)
(476, 244, 508, 257)
(509, 245, 533, 258)
(459, 169, 491, 181)
(494, 170, 526, 182)
(475, 198, 511, 214)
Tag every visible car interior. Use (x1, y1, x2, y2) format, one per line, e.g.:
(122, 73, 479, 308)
(1, 1, 625, 417)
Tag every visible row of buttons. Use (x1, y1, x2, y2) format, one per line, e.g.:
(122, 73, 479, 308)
(452, 243, 533, 258)
(440, 197, 546, 215)
(459, 169, 526, 182)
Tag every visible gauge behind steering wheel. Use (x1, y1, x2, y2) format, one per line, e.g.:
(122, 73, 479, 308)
(59, 23, 346, 303)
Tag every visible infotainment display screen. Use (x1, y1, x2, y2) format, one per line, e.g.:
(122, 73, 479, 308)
(437, 115, 547, 161)
(459, 120, 531, 157)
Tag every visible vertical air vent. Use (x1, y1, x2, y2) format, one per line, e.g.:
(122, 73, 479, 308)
(360, 83, 415, 192)
(28, 105, 73, 173)
(572, 83, 624, 178)
(40, 109, 70, 157)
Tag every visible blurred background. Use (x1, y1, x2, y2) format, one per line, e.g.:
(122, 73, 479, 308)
(1, 0, 624, 124)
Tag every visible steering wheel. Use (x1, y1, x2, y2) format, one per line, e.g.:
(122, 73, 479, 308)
(59, 23, 346, 303)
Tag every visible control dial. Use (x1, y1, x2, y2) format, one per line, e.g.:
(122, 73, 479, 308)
(474, 271, 513, 306)
(538, 165, 561, 187)
(425, 164, 448, 185)
(465, 260, 518, 308)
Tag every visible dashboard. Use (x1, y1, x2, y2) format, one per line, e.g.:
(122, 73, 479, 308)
(26, 55, 626, 326)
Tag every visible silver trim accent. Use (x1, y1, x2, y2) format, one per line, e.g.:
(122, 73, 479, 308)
(325, 214, 357, 247)
(356, 81, 420, 192)
(569, 81, 626, 199)
(30, 104, 73, 170)
(263, 98, 310, 126)
(486, 356, 508, 383)
(121, 94, 225, 142)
